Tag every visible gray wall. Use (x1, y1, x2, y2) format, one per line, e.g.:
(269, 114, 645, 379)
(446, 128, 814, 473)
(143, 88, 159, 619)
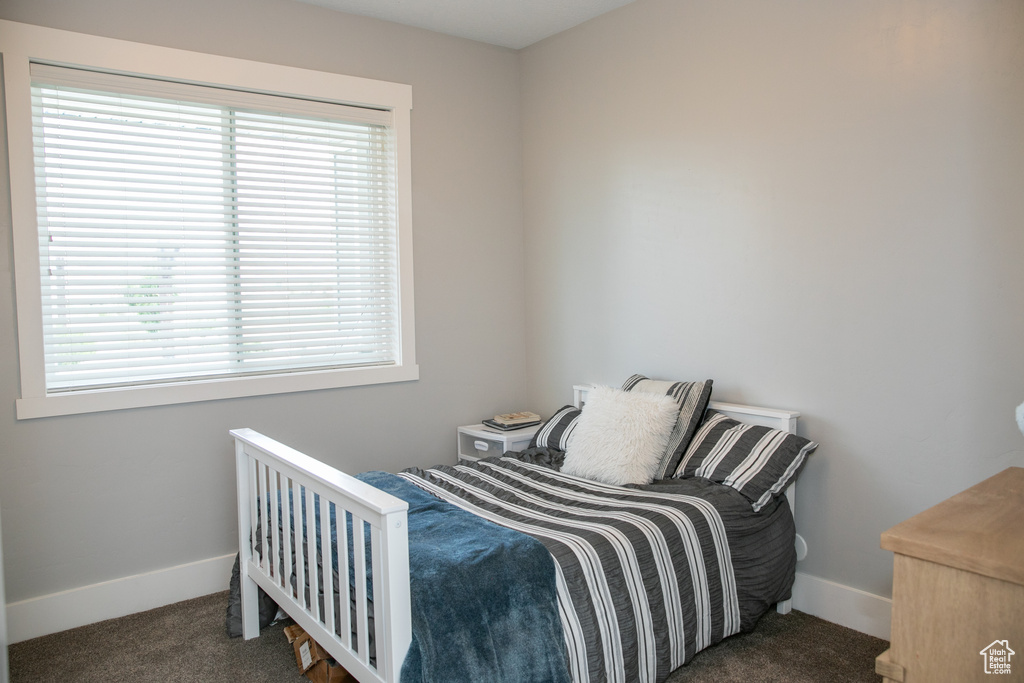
(3, 0, 1024, 617)
(521, 0, 1024, 598)
(0, 0, 526, 602)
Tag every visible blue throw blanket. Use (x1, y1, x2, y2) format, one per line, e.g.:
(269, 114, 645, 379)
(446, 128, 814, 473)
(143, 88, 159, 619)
(357, 472, 569, 683)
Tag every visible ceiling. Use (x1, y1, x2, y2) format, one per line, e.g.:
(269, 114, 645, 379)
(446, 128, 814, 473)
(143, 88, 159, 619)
(289, 0, 638, 50)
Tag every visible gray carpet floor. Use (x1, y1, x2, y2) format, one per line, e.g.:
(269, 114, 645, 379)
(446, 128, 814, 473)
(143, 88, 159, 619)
(8, 591, 887, 682)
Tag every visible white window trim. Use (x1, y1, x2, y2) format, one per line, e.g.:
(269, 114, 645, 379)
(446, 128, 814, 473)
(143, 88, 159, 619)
(1, 20, 418, 419)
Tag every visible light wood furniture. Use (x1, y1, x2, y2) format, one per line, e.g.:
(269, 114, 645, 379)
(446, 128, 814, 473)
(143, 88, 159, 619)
(876, 467, 1024, 682)
(457, 423, 540, 463)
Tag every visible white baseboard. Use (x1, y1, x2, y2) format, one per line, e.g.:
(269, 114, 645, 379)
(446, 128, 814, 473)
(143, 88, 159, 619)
(5, 553, 236, 644)
(6, 557, 891, 646)
(791, 570, 892, 641)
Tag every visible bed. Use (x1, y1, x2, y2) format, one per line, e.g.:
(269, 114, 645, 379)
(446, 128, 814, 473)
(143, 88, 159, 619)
(229, 380, 815, 683)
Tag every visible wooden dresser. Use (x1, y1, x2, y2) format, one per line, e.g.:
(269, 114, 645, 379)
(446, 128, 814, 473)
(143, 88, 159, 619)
(876, 467, 1024, 682)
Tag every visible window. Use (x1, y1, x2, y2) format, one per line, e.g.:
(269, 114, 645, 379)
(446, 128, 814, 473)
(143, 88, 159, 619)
(2, 21, 417, 418)
(33, 66, 400, 391)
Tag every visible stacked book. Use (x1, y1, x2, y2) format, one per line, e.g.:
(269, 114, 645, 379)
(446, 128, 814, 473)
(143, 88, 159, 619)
(482, 411, 541, 432)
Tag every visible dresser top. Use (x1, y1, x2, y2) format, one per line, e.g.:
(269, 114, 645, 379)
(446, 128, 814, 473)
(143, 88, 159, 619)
(881, 466, 1024, 586)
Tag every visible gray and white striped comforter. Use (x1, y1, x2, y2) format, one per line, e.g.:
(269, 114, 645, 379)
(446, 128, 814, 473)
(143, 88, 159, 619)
(399, 457, 747, 683)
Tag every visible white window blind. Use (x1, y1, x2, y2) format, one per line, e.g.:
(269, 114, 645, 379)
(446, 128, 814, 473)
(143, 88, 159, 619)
(31, 64, 402, 393)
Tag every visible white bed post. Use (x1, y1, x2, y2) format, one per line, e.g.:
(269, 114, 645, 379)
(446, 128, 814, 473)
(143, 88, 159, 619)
(235, 438, 261, 639)
(375, 510, 412, 682)
(776, 485, 795, 615)
(777, 414, 801, 616)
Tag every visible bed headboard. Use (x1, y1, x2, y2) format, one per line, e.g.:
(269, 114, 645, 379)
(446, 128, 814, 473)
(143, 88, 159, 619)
(572, 384, 800, 433)
(572, 384, 808, 564)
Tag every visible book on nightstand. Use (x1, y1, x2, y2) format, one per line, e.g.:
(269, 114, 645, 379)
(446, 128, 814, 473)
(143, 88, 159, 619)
(482, 411, 541, 431)
(481, 418, 541, 432)
(493, 411, 540, 425)
(481, 419, 540, 430)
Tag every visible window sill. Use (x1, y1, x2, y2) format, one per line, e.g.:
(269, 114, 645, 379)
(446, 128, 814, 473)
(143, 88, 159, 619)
(15, 363, 420, 419)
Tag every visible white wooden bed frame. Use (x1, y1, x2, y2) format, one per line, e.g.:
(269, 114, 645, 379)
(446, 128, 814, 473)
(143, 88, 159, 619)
(232, 385, 808, 683)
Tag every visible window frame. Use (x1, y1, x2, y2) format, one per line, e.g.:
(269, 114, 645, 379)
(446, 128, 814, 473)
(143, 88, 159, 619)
(1, 20, 418, 419)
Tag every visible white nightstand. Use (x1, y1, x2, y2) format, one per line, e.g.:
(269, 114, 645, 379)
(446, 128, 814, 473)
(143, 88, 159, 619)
(457, 424, 540, 463)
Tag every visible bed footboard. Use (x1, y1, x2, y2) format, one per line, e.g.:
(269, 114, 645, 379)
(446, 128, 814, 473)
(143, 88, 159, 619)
(232, 428, 411, 683)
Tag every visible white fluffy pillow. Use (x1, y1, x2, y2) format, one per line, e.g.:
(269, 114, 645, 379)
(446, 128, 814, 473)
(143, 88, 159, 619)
(562, 385, 679, 486)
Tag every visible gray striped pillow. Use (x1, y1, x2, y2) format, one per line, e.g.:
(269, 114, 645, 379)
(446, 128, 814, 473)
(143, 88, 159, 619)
(529, 405, 581, 451)
(621, 374, 713, 480)
(675, 411, 818, 511)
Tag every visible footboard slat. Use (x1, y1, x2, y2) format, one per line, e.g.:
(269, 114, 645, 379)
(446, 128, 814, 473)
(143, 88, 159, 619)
(336, 501, 352, 657)
(283, 475, 294, 594)
(305, 486, 320, 621)
(320, 496, 337, 638)
(292, 478, 305, 610)
(370, 525, 387, 679)
(352, 515, 371, 667)
(248, 458, 259, 575)
(232, 428, 411, 683)
(270, 469, 282, 583)
(257, 462, 270, 576)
